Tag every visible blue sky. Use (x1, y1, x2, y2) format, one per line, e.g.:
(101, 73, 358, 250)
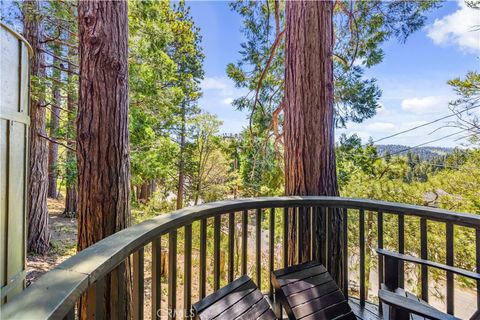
(188, 0, 479, 147)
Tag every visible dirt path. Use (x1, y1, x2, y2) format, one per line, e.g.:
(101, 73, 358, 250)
(26, 199, 77, 286)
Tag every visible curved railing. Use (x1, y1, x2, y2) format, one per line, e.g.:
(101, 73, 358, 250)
(2, 197, 480, 319)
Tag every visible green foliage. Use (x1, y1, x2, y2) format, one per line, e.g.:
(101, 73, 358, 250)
(447, 71, 480, 140)
(339, 135, 479, 298)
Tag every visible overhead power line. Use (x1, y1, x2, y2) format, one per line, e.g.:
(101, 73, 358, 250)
(373, 105, 480, 144)
(379, 129, 469, 158)
(408, 160, 479, 170)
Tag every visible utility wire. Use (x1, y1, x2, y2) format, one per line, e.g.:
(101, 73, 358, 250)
(372, 105, 480, 144)
(378, 129, 469, 159)
(407, 160, 479, 170)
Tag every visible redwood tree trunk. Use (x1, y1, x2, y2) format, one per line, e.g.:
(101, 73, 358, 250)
(77, 1, 131, 317)
(47, 54, 61, 199)
(24, 0, 51, 255)
(284, 0, 344, 287)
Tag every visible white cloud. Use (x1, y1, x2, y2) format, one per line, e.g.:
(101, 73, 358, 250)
(401, 96, 449, 114)
(426, 0, 480, 54)
(201, 77, 230, 91)
(222, 97, 234, 105)
(365, 122, 396, 133)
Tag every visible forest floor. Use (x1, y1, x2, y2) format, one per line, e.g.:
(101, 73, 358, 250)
(26, 198, 77, 286)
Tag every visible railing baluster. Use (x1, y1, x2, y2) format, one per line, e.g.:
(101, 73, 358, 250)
(359, 208, 365, 305)
(117, 262, 126, 320)
(199, 219, 207, 299)
(283, 207, 288, 268)
(342, 208, 348, 297)
(269, 208, 275, 297)
(133, 248, 144, 320)
(398, 214, 405, 288)
(228, 212, 235, 283)
(152, 238, 161, 319)
(184, 224, 192, 319)
(256, 208, 261, 288)
(214, 215, 221, 291)
(420, 218, 428, 302)
(296, 207, 301, 264)
(476, 227, 480, 310)
(242, 210, 248, 275)
(377, 211, 384, 297)
(446, 222, 454, 315)
(168, 230, 177, 320)
(95, 278, 105, 320)
(320, 207, 327, 267)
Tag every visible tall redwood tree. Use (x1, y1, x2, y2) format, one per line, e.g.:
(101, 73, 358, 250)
(24, 0, 51, 255)
(77, 0, 131, 317)
(284, 0, 344, 286)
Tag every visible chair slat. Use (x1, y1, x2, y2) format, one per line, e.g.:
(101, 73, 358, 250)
(192, 276, 276, 320)
(285, 280, 338, 307)
(301, 301, 355, 320)
(291, 290, 345, 319)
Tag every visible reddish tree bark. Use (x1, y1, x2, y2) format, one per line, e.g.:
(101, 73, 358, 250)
(24, 0, 51, 255)
(77, 0, 131, 317)
(284, 0, 344, 287)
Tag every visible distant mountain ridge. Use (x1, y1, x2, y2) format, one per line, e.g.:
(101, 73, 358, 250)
(376, 145, 454, 160)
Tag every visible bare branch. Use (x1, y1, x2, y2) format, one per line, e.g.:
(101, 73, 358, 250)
(38, 132, 76, 151)
(39, 48, 78, 68)
(250, 28, 286, 132)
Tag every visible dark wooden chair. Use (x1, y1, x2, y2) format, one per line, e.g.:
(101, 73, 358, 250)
(192, 275, 277, 320)
(377, 248, 480, 320)
(271, 261, 356, 320)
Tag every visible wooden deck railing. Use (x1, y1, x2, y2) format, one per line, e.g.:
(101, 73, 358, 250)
(2, 197, 479, 319)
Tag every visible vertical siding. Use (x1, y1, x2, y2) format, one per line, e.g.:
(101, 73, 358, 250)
(0, 24, 30, 303)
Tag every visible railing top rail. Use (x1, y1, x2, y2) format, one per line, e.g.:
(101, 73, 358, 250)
(2, 196, 479, 319)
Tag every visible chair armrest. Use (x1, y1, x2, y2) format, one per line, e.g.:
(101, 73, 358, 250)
(379, 289, 459, 320)
(376, 248, 480, 281)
